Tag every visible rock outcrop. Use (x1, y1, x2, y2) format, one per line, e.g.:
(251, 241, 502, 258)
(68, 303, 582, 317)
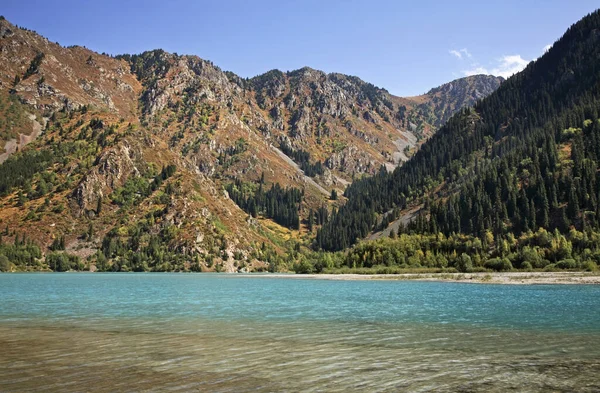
(71, 140, 144, 217)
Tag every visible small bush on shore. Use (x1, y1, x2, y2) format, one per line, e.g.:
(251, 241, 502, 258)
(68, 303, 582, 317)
(520, 261, 533, 271)
(582, 260, 598, 271)
(484, 258, 513, 272)
(556, 259, 578, 270)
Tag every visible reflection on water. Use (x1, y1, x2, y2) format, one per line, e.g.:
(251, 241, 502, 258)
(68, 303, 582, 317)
(0, 274, 599, 392)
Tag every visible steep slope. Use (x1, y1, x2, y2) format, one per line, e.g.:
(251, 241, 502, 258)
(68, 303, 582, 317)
(318, 9, 600, 252)
(0, 19, 279, 273)
(401, 74, 504, 129)
(0, 15, 501, 272)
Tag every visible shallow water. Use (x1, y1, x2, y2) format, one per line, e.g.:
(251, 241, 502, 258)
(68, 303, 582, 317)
(0, 273, 599, 392)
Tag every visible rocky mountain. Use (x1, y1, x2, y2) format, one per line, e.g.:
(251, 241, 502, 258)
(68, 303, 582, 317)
(0, 16, 501, 272)
(403, 74, 504, 129)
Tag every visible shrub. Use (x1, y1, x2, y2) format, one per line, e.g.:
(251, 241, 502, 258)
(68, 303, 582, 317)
(556, 259, 578, 270)
(23, 52, 45, 79)
(520, 261, 533, 271)
(294, 259, 314, 274)
(46, 252, 82, 272)
(0, 254, 10, 272)
(484, 258, 513, 271)
(520, 246, 545, 268)
(582, 260, 598, 271)
(456, 253, 473, 273)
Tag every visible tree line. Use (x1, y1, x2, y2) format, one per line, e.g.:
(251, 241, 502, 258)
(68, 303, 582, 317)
(226, 177, 302, 229)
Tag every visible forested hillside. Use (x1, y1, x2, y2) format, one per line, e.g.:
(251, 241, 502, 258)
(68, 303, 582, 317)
(317, 10, 600, 255)
(0, 14, 503, 272)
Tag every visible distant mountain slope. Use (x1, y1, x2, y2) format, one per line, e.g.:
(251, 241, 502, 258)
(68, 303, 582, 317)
(0, 15, 501, 272)
(403, 74, 504, 129)
(317, 9, 600, 251)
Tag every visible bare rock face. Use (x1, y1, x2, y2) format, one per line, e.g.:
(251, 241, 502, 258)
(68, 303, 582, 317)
(136, 51, 239, 117)
(351, 128, 378, 145)
(315, 168, 335, 186)
(270, 105, 286, 131)
(71, 140, 144, 217)
(325, 146, 376, 175)
(252, 69, 287, 109)
(0, 20, 14, 39)
(192, 154, 217, 177)
(290, 106, 311, 138)
(414, 74, 504, 128)
(251, 67, 398, 141)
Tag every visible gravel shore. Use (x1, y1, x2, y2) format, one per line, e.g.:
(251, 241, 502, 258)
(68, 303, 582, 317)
(241, 272, 600, 284)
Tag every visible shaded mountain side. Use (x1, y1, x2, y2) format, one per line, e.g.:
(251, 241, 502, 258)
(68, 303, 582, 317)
(317, 9, 600, 252)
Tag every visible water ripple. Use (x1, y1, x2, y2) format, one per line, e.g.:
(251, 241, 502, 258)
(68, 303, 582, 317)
(0, 274, 599, 391)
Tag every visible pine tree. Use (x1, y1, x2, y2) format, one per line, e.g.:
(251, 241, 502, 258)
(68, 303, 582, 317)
(389, 228, 397, 239)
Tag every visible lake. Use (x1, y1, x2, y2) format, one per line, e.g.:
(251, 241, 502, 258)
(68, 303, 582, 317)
(1, 273, 599, 392)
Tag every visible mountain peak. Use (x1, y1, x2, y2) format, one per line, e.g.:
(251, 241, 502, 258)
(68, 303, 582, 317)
(425, 74, 504, 96)
(406, 74, 505, 128)
(0, 16, 17, 39)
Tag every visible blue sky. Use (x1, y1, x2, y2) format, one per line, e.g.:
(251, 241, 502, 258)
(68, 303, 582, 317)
(2, 0, 598, 96)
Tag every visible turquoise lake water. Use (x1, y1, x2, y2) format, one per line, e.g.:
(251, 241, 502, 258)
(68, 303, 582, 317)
(1, 273, 599, 392)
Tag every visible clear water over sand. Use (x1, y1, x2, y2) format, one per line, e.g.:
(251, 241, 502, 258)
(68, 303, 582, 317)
(1, 273, 599, 392)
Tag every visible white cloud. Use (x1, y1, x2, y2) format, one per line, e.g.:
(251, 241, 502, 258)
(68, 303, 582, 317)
(449, 48, 472, 60)
(463, 65, 489, 76)
(491, 55, 529, 78)
(449, 49, 463, 59)
(462, 55, 529, 78)
(543, 44, 552, 53)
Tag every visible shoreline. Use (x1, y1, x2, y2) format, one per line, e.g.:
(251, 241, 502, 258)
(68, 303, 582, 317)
(238, 271, 600, 285)
(3, 271, 600, 285)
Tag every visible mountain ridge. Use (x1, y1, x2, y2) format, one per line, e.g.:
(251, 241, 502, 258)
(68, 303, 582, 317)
(0, 15, 503, 272)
